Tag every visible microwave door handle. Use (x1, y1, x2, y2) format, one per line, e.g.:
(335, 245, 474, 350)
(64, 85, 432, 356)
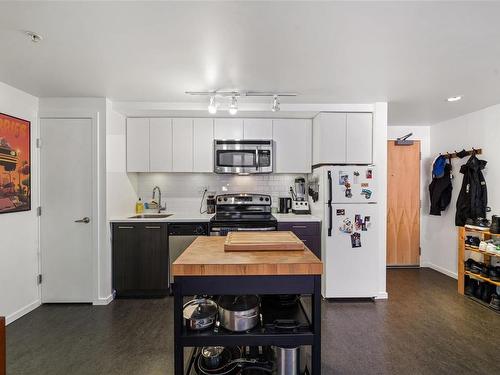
(255, 149, 259, 171)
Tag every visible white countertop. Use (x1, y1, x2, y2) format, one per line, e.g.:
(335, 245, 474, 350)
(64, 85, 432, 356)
(273, 213, 322, 222)
(109, 211, 214, 223)
(110, 211, 321, 223)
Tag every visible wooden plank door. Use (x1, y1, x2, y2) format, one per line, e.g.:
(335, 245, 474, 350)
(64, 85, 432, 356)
(387, 140, 421, 266)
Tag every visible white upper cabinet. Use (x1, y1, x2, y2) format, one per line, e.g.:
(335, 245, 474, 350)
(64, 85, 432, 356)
(243, 119, 273, 139)
(126, 118, 150, 172)
(312, 113, 346, 165)
(214, 118, 244, 139)
(172, 118, 194, 172)
(193, 118, 214, 173)
(149, 118, 173, 172)
(272, 119, 312, 173)
(312, 112, 373, 164)
(346, 113, 373, 164)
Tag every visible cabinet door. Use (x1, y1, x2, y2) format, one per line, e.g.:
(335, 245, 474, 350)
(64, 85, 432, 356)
(346, 113, 373, 163)
(193, 118, 214, 172)
(272, 119, 312, 173)
(126, 118, 150, 172)
(312, 113, 346, 164)
(214, 118, 244, 139)
(137, 224, 168, 291)
(112, 224, 141, 295)
(172, 118, 193, 172)
(150, 118, 173, 172)
(243, 119, 273, 139)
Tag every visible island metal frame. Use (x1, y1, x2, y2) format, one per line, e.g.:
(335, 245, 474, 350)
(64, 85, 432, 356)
(173, 274, 322, 374)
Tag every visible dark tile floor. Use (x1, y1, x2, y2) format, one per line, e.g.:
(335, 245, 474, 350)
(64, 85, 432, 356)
(6, 268, 500, 374)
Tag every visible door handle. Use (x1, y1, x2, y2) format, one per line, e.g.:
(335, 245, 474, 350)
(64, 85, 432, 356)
(75, 217, 90, 223)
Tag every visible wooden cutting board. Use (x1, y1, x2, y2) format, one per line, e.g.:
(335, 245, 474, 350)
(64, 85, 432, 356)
(224, 231, 305, 252)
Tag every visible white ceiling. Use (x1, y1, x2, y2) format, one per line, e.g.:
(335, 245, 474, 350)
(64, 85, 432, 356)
(1, 1, 500, 125)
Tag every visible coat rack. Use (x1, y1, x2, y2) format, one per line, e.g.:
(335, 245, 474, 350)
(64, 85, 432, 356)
(440, 148, 482, 159)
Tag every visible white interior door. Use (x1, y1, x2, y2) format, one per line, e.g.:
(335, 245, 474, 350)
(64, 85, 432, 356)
(40, 118, 93, 302)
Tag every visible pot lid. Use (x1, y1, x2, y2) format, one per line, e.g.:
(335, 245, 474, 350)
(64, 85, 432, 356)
(201, 346, 224, 359)
(183, 298, 217, 320)
(218, 295, 260, 311)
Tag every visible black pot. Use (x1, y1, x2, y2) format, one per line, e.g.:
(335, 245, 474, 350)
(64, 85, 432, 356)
(491, 215, 500, 234)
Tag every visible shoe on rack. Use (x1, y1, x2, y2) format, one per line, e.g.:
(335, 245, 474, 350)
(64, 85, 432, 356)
(490, 215, 500, 234)
(465, 236, 481, 247)
(480, 264, 491, 278)
(470, 261, 483, 274)
(486, 242, 498, 255)
(490, 267, 500, 282)
(464, 258, 475, 272)
(479, 241, 488, 252)
(474, 281, 485, 299)
(490, 294, 500, 310)
(465, 218, 491, 231)
(481, 283, 494, 303)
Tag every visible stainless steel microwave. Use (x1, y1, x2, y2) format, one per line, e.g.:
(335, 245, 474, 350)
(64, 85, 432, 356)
(214, 140, 273, 174)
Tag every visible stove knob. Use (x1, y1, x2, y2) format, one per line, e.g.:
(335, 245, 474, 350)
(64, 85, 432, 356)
(259, 197, 264, 201)
(223, 197, 228, 201)
(218, 197, 222, 202)
(265, 197, 270, 201)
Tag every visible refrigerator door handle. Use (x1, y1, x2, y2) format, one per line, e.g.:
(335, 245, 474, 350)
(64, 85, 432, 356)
(327, 170, 333, 236)
(328, 204, 332, 236)
(327, 170, 332, 205)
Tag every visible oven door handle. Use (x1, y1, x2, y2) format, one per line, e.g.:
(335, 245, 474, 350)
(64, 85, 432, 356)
(236, 227, 276, 231)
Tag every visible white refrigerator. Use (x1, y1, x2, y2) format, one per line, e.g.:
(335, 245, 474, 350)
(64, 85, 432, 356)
(310, 165, 379, 298)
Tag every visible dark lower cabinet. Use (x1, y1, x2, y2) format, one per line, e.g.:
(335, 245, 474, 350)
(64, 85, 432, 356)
(112, 223, 168, 297)
(278, 221, 321, 259)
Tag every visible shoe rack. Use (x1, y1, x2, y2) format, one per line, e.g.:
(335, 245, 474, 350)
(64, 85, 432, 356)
(458, 227, 500, 312)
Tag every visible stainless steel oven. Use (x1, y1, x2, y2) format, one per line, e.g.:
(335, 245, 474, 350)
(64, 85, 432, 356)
(214, 140, 273, 174)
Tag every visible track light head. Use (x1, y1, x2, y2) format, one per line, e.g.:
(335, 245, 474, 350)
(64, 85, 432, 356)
(271, 95, 280, 112)
(208, 96, 217, 114)
(228, 96, 238, 115)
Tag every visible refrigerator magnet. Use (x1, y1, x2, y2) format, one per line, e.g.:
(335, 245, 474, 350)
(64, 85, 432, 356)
(353, 171, 360, 184)
(339, 171, 349, 185)
(366, 169, 373, 179)
(360, 189, 372, 199)
(351, 232, 362, 248)
(361, 182, 369, 188)
(354, 214, 362, 230)
(336, 209, 345, 216)
(339, 218, 353, 234)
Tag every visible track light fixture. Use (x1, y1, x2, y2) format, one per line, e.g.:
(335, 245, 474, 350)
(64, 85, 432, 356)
(271, 95, 280, 112)
(208, 95, 217, 114)
(186, 90, 296, 114)
(228, 96, 238, 115)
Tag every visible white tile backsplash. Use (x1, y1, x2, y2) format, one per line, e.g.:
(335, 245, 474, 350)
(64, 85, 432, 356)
(136, 173, 305, 211)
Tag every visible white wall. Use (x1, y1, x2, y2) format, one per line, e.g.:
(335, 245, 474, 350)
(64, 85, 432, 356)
(426, 104, 500, 277)
(106, 107, 138, 216)
(0, 82, 40, 324)
(387, 126, 432, 266)
(39, 97, 111, 303)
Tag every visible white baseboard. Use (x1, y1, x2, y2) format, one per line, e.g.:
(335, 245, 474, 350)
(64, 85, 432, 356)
(376, 291, 388, 300)
(93, 294, 113, 306)
(6, 300, 41, 325)
(422, 262, 458, 279)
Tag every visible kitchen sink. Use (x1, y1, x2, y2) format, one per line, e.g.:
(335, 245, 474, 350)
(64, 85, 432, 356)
(128, 214, 172, 219)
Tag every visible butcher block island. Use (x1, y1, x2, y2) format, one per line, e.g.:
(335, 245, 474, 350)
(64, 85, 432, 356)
(172, 236, 322, 276)
(172, 235, 323, 375)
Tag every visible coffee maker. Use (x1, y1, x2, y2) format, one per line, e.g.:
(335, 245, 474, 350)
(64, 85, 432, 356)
(290, 177, 310, 214)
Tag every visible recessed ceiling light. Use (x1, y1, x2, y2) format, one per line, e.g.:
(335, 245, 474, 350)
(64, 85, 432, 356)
(447, 95, 462, 102)
(25, 31, 43, 43)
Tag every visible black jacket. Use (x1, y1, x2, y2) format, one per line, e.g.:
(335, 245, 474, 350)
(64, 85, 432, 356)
(455, 155, 487, 226)
(429, 163, 453, 215)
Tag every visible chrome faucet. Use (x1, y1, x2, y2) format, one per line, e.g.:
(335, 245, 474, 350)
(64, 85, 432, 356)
(152, 186, 166, 213)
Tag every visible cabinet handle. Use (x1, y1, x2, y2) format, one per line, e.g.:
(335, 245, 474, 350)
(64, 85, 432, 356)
(118, 226, 134, 229)
(292, 225, 307, 229)
(145, 226, 161, 229)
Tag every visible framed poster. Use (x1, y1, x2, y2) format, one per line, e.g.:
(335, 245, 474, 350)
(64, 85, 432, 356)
(0, 113, 31, 214)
